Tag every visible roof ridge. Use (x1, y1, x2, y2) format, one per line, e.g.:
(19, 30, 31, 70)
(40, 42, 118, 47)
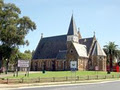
(42, 34, 67, 39)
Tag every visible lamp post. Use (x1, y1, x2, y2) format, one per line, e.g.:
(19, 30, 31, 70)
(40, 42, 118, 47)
(16, 55, 18, 77)
(5, 59, 8, 74)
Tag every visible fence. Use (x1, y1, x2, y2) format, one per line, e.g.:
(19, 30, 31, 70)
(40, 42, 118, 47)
(0, 74, 120, 84)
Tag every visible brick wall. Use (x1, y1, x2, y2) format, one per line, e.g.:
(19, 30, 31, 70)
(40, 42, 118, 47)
(78, 58, 88, 71)
(90, 56, 106, 71)
(31, 59, 55, 71)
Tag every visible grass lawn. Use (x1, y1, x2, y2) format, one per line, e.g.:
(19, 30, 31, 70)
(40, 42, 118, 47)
(4, 71, 120, 79)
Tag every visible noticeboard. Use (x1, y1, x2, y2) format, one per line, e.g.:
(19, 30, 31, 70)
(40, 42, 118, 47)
(70, 61, 77, 71)
(18, 60, 29, 68)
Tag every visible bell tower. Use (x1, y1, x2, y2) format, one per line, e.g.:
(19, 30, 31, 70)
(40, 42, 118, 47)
(67, 15, 79, 43)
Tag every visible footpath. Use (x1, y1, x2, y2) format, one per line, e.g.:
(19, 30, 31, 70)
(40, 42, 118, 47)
(0, 78, 120, 89)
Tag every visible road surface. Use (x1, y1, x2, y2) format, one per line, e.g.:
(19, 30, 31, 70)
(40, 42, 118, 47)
(17, 80, 120, 90)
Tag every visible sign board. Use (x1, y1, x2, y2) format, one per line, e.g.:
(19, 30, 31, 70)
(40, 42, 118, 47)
(18, 60, 29, 68)
(95, 66, 99, 71)
(70, 61, 77, 71)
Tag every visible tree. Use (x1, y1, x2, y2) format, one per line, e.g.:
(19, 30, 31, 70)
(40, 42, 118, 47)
(0, 0, 36, 73)
(104, 42, 119, 72)
(24, 50, 31, 54)
(19, 51, 32, 60)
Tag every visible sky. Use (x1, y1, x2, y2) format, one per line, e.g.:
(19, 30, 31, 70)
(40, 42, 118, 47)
(4, 0, 120, 52)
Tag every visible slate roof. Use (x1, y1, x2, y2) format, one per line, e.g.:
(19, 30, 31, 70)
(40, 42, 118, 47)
(32, 35, 67, 59)
(79, 37, 94, 54)
(56, 50, 67, 59)
(32, 36, 94, 60)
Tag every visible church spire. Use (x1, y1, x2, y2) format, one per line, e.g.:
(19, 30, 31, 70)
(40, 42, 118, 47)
(67, 15, 79, 43)
(67, 15, 78, 36)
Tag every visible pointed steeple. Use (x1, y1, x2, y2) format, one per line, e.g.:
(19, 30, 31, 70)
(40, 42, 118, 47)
(67, 15, 78, 36)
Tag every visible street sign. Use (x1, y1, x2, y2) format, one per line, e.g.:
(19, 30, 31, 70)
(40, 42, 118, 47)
(70, 61, 77, 71)
(18, 60, 29, 68)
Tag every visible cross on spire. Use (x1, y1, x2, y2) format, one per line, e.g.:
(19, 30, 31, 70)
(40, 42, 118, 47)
(93, 31, 96, 37)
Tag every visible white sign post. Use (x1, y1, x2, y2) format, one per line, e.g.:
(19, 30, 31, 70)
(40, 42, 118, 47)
(70, 61, 77, 83)
(17, 60, 30, 77)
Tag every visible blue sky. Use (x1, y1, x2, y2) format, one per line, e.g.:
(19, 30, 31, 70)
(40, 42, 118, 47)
(4, 0, 120, 52)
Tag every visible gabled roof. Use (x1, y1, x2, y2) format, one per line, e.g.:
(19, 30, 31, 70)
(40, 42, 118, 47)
(67, 15, 78, 36)
(73, 43, 88, 58)
(32, 35, 67, 59)
(79, 37, 94, 54)
(92, 41, 106, 56)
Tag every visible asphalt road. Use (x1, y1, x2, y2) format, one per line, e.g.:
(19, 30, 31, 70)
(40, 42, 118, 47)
(17, 80, 120, 90)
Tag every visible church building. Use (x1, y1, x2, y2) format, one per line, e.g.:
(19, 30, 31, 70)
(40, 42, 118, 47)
(31, 15, 106, 71)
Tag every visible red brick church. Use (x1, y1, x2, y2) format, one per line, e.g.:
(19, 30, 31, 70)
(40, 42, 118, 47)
(31, 15, 106, 71)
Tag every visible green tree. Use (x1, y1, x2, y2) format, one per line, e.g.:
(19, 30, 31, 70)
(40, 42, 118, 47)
(24, 50, 31, 54)
(18, 51, 32, 60)
(0, 0, 36, 73)
(104, 42, 119, 71)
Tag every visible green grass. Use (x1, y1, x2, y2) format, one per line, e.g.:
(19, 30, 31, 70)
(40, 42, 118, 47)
(4, 71, 120, 79)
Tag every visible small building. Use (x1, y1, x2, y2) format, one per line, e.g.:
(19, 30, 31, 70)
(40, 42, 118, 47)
(31, 15, 106, 71)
